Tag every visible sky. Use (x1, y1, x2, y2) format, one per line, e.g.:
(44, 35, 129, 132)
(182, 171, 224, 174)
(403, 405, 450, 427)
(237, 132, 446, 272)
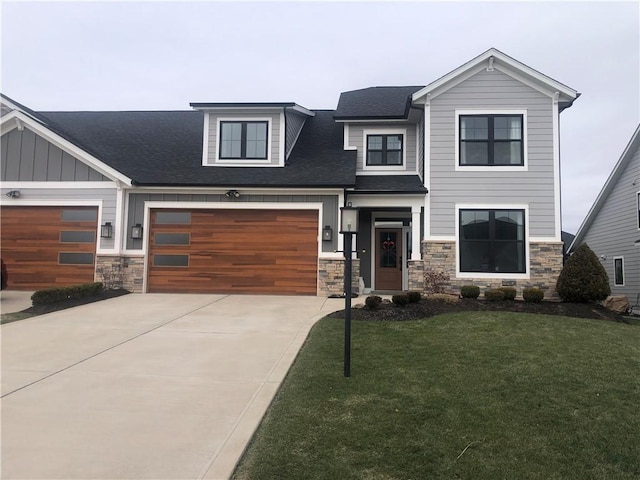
(1, 1, 638, 234)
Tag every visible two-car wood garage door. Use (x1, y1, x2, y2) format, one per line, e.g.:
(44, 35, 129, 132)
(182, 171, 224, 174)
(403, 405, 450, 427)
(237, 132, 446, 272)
(147, 209, 319, 295)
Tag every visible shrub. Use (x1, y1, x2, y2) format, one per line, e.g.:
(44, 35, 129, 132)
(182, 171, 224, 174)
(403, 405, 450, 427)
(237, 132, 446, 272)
(365, 295, 383, 310)
(424, 269, 450, 294)
(31, 282, 104, 306)
(392, 294, 410, 306)
(460, 285, 480, 299)
(498, 287, 517, 301)
(556, 243, 610, 303)
(406, 291, 422, 303)
(523, 287, 544, 303)
(484, 289, 505, 301)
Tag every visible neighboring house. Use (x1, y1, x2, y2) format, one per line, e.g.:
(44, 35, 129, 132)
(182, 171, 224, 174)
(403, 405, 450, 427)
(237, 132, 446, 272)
(569, 125, 640, 304)
(0, 48, 579, 296)
(561, 231, 575, 263)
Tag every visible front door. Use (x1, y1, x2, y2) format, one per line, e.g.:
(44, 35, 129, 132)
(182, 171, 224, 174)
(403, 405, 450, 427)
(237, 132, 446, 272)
(375, 228, 403, 291)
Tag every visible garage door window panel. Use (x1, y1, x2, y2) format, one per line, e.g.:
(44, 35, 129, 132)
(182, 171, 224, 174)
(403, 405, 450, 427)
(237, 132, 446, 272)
(61, 209, 98, 222)
(154, 233, 190, 245)
(59, 252, 95, 265)
(155, 211, 191, 225)
(60, 231, 96, 243)
(153, 254, 189, 267)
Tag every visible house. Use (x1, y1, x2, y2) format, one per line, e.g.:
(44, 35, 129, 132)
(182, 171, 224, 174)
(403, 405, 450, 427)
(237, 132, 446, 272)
(569, 125, 640, 304)
(0, 48, 579, 297)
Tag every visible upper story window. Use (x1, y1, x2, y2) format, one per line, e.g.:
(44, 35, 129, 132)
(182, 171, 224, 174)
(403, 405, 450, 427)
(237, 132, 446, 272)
(459, 114, 524, 166)
(219, 121, 268, 160)
(366, 134, 403, 166)
(637, 192, 639, 229)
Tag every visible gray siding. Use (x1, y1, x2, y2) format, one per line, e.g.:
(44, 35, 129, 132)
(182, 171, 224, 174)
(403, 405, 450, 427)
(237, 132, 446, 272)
(206, 109, 282, 166)
(126, 193, 339, 252)
(581, 145, 640, 300)
(2, 187, 118, 250)
(429, 68, 556, 237)
(285, 110, 307, 158)
(348, 122, 418, 173)
(1, 128, 109, 181)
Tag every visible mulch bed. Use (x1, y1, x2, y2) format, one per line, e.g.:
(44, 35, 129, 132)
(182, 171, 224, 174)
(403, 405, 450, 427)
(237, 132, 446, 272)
(23, 288, 131, 316)
(328, 296, 631, 324)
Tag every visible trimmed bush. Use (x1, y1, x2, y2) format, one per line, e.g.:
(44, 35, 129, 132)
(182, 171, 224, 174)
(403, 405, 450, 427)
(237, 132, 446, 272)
(31, 282, 104, 306)
(392, 294, 410, 306)
(498, 287, 517, 301)
(365, 295, 383, 310)
(406, 291, 422, 303)
(460, 285, 480, 299)
(484, 289, 505, 301)
(557, 243, 610, 303)
(523, 287, 544, 303)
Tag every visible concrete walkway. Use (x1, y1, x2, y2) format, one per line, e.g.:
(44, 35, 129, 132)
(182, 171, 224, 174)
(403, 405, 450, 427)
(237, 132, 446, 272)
(0, 289, 34, 314)
(1, 293, 344, 479)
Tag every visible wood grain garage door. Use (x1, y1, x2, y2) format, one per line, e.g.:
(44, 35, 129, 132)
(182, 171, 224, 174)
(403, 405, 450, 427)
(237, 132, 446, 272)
(0, 206, 98, 290)
(147, 209, 318, 295)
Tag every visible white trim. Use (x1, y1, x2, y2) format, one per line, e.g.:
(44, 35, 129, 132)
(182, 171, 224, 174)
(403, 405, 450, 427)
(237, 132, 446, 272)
(636, 191, 640, 230)
(613, 256, 625, 286)
(0, 111, 132, 185)
(371, 211, 413, 291)
(424, 64, 487, 102)
(362, 127, 408, 171)
(424, 101, 431, 239)
(415, 123, 420, 175)
(356, 171, 417, 176)
(289, 105, 315, 117)
(140, 201, 324, 293)
(552, 95, 562, 240)
(127, 186, 343, 196)
(424, 235, 457, 241)
(201, 112, 210, 166)
(455, 203, 530, 280)
(347, 194, 424, 209)
(114, 186, 125, 253)
(454, 109, 528, 172)
(343, 124, 357, 150)
(213, 117, 274, 166)
(530, 237, 563, 243)
(335, 118, 409, 124)
(279, 110, 286, 166)
(0, 181, 116, 189)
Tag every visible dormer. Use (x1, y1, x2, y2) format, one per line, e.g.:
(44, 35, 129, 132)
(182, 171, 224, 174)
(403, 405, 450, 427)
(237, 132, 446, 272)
(190, 102, 314, 168)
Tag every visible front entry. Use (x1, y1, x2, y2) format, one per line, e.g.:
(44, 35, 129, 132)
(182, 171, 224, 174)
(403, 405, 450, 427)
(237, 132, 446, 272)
(375, 228, 403, 291)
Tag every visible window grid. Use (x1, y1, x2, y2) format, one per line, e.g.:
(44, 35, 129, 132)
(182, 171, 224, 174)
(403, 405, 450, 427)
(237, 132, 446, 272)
(460, 115, 523, 166)
(366, 134, 403, 166)
(220, 121, 268, 160)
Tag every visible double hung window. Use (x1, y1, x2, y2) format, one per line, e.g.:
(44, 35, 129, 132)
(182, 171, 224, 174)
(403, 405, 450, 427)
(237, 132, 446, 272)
(366, 134, 403, 166)
(460, 115, 523, 166)
(219, 121, 268, 160)
(459, 209, 526, 273)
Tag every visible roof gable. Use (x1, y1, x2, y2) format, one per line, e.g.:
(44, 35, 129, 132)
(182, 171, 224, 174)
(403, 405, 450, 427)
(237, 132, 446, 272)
(569, 124, 640, 251)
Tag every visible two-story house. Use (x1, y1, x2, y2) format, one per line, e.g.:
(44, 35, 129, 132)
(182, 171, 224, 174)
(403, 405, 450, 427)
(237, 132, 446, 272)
(0, 48, 578, 296)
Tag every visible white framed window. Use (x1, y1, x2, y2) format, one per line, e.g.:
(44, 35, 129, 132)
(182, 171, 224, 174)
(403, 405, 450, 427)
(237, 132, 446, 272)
(215, 117, 272, 164)
(455, 110, 528, 171)
(614, 257, 624, 286)
(362, 128, 407, 171)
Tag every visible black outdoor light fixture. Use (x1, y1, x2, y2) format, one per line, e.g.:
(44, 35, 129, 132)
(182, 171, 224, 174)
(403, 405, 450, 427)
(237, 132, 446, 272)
(225, 190, 241, 199)
(340, 203, 359, 377)
(100, 222, 113, 239)
(322, 225, 333, 241)
(130, 223, 143, 239)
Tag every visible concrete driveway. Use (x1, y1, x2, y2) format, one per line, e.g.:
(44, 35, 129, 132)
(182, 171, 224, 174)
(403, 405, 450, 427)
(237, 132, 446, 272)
(1, 293, 343, 479)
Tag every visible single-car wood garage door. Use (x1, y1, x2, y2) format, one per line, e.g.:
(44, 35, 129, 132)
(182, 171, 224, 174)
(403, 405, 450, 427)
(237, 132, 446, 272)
(147, 208, 319, 295)
(0, 206, 98, 290)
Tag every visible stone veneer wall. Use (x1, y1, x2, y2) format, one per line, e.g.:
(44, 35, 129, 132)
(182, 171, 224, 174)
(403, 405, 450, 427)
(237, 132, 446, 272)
(407, 260, 425, 291)
(422, 241, 564, 299)
(318, 258, 361, 297)
(95, 255, 145, 293)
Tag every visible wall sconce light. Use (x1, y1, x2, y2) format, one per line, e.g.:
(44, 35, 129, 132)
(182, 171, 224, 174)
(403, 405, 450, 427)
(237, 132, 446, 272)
(225, 190, 240, 199)
(131, 223, 143, 239)
(100, 222, 113, 239)
(323, 225, 333, 241)
(5, 190, 20, 198)
(599, 254, 606, 260)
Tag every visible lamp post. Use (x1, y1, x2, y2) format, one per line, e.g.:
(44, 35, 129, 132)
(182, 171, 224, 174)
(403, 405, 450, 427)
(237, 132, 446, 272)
(340, 204, 359, 377)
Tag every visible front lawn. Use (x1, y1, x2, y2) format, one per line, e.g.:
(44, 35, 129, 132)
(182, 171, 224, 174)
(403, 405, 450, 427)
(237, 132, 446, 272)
(233, 312, 640, 480)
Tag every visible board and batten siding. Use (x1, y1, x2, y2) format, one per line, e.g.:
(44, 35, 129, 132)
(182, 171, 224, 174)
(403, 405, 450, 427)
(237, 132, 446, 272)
(206, 109, 282, 166)
(581, 145, 640, 300)
(429, 68, 556, 237)
(285, 110, 307, 158)
(347, 122, 418, 173)
(126, 192, 339, 252)
(1, 128, 109, 182)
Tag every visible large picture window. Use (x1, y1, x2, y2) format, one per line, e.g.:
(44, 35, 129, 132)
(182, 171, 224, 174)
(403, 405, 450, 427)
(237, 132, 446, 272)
(366, 134, 403, 166)
(459, 115, 523, 166)
(219, 121, 268, 160)
(459, 209, 526, 273)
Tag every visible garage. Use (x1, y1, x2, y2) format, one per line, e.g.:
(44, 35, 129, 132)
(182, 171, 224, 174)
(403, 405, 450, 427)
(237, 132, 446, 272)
(0, 206, 98, 290)
(147, 208, 319, 295)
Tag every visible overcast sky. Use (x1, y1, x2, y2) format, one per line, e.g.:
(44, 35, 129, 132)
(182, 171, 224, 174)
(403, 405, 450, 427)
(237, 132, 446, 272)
(1, 1, 638, 234)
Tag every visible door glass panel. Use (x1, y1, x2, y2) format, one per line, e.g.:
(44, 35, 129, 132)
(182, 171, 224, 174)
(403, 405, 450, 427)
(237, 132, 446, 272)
(379, 232, 397, 268)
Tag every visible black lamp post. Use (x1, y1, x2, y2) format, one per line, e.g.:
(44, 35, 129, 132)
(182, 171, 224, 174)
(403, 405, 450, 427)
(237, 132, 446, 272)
(340, 204, 359, 377)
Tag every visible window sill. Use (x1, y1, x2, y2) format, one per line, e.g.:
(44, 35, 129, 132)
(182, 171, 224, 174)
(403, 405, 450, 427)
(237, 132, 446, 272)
(456, 271, 529, 280)
(455, 165, 528, 172)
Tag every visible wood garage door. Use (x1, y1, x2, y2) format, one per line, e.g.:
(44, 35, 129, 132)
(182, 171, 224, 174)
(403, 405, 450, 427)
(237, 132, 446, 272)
(0, 206, 98, 290)
(147, 209, 319, 295)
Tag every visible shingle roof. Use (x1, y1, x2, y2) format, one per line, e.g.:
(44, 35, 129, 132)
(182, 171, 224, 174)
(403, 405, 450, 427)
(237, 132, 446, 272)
(354, 175, 427, 193)
(39, 110, 357, 187)
(334, 86, 424, 120)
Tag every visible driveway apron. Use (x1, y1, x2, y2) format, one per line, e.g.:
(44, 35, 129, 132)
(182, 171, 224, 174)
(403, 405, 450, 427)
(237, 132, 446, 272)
(1, 293, 343, 479)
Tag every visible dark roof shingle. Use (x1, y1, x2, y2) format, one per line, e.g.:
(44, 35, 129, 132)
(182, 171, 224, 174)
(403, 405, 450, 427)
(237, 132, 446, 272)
(334, 86, 424, 120)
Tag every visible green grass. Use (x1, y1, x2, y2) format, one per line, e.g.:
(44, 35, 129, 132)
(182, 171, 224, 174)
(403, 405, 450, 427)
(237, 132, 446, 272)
(233, 312, 640, 480)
